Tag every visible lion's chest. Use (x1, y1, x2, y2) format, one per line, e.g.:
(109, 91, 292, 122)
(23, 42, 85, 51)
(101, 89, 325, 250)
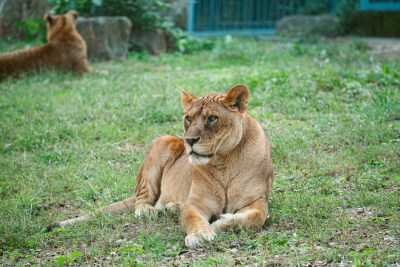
(197, 164, 267, 215)
(224, 171, 265, 213)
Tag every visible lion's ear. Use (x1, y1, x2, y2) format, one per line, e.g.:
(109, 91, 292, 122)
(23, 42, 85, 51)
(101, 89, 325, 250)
(224, 84, 250, 113)
(44, 14, 53, 24)
(181, 90, 197, 111)
(68, 10, 78, 21)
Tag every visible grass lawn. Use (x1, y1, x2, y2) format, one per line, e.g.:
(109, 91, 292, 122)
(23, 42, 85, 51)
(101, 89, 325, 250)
(0, 36, 399, 265)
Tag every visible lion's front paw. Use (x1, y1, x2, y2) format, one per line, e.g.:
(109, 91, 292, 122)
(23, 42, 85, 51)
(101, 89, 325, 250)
(211, 213, 236, 232)
(185, 228, 216, 248)
(134, 205, 157, 217)
(164, 202, 180, 212)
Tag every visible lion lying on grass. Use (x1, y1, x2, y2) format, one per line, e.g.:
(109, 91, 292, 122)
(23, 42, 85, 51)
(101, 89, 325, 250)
(0, 10, 106, 81)
(53, 84, 274, 248)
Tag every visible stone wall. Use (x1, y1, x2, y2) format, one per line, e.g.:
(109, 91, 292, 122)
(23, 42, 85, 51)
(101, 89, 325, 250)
(352, 11, 400, 37)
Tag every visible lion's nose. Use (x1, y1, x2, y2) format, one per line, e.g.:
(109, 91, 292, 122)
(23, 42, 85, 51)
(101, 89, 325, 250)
(185, 137, 200, 147)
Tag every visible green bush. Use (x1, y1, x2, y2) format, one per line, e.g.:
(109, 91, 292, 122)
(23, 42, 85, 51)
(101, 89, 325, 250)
(336, 0, 359, 34)
(49, 0, 167, 30)
(14, 18, 47, 43)
(298, 0, 331, 15)
(49, 0, 101, 17)
(162, 22, 216, 54)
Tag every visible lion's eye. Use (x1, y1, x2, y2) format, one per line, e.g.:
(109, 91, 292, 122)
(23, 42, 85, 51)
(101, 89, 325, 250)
(185, 116, 192, 123)
(207, 116, 218, 126)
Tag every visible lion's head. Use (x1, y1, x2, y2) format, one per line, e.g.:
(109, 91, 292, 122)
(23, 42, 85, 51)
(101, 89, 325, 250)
(181, 84, 250, 165)
(43, 10, 78, 42)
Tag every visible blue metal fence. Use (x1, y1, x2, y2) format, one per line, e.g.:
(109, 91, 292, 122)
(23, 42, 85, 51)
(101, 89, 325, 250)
(360, 0, 400, 10)
(187, 0, 400, 36)
(188, 0, 312, 36)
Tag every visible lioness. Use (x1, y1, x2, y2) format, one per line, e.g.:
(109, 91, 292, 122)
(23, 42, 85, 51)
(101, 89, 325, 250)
(53, 84, 273, 248)
(0, 10, 106, 81)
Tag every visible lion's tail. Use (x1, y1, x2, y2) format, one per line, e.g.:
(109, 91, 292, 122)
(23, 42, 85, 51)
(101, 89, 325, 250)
(47, 196, 136, 231)
(88, 66, 109, 75)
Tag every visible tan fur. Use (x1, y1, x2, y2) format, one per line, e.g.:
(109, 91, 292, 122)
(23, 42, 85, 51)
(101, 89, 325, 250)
(0, 10, 107, 81)
(135, 84, 274, 247)
(53, 84, 273, 248)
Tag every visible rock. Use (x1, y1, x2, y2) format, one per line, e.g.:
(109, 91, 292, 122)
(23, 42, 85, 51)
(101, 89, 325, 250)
(130, 28, 167, 55)
(0, 0, 49, 39)
(161, 0, 188, 30)
(277, 15, 340, 37)
(128, 0, 187, 54)
(76, 16, 131, 62)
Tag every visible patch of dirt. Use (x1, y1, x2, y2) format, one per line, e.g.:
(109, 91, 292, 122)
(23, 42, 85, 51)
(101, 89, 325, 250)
(336, 37, 400, 58)
(149, 65, 172, 71)
(342, 206, 377, 220)
(364, 38, 400, 57)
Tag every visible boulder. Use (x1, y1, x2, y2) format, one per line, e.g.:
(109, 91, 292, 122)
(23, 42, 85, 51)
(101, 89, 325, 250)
(0, 0, 48, 39)
(277, 15, 340, 36)
(161, 0, 188, 30)
(76, 16, 132, 62)
(130, 28, 167, 55)
(129, 0, 187, 54)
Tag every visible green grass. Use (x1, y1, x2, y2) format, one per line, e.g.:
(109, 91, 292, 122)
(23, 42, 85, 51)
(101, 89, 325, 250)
(1, 36, 399, 265)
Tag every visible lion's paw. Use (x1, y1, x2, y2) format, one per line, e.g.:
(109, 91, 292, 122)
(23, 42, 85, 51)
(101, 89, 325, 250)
(185, 228, 216, 248)
(134, 205, 157, 217)
(164, 202, 180, 212)
(211, 213, 236, 232)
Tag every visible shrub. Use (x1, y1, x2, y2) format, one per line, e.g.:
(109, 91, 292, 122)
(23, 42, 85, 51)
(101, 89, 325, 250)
(162, 22, 215, 54)
(298, 0, 331, 15)
(15, 18, 47, 43)
(336, 0, 359, 34)
(49, 0, 168, 30)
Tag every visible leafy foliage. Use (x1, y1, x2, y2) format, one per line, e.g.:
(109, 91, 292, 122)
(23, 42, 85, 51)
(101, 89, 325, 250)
(49, 0, 102, 17)
(298, 0, 331, 15)
(14, 18, 47, 43)
(336, 0, 360, 34)
(54, 251, 83, 265)
(164, 24, 216, 53)
(49, 0, 168, 30)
